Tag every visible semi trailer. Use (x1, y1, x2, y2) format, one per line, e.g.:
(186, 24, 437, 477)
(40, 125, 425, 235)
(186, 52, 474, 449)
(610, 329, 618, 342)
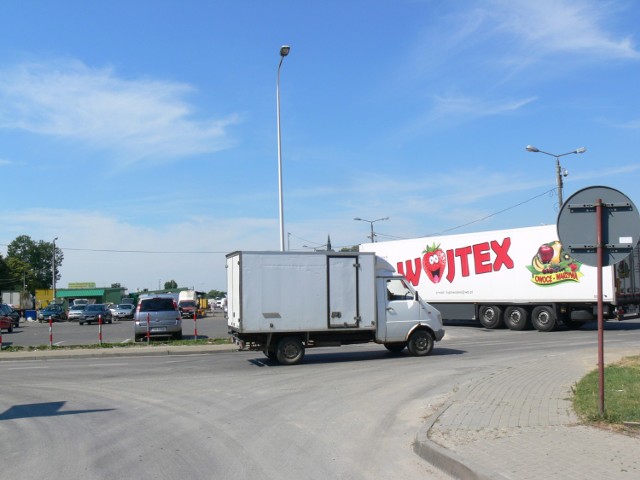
(360, 224, 640, 332)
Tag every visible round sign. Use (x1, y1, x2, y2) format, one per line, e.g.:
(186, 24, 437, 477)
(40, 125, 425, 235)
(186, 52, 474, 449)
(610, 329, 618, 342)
(557, 186, 640, 267)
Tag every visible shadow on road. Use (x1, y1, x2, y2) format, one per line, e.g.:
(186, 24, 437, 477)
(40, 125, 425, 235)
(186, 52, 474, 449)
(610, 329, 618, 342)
(0, 401, 115, 421)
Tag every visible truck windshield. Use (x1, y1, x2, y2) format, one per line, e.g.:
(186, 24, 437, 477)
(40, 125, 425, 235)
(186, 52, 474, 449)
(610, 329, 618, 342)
(386, 278, 415, 301)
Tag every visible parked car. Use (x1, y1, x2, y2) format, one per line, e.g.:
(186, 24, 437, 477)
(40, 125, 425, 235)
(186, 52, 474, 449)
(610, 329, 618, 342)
(134, 295, 182, 341)
(78, 304, 113, 325)
(0, 304, 15, 333)
(113, 303, 135, 320)
(67, 304, 87, 321)
(0, 303, 20, 328)
(38, 303, 67, 322)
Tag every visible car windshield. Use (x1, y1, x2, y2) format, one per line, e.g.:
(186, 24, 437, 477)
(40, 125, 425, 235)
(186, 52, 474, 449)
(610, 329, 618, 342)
(180, 301, 197, 307)
(118, 304, 132, 309)
(70, 305, 86, 311)
(85, 305, 102, 312)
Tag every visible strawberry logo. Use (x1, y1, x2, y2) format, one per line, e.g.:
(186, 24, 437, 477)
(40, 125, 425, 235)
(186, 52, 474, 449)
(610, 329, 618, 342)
(422, 243, 447, 284)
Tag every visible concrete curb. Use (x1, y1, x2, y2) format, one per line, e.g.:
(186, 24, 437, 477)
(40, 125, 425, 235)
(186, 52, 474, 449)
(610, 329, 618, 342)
(0, 343, 238, 361)
(413, 391, 509, 480)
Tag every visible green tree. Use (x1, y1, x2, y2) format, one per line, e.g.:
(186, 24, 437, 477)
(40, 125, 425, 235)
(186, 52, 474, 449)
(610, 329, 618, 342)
(164, 279, 178, 289)
(6, 235, 63, 292)
(0, 254, 18, 290)
(340, 245, 359, 252)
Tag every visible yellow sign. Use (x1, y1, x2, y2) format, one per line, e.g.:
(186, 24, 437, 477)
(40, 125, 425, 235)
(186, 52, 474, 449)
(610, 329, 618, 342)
(68, 282, 96, 289)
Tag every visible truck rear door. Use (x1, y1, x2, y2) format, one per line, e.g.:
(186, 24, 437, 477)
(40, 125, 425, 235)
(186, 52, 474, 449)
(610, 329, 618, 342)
(328, 256, 359, 327)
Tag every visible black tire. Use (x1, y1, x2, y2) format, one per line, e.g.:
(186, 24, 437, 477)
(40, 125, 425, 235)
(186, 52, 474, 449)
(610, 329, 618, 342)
(478, 305, 504, 329)
(531, 306, 556, 332)
(173, 332, 183, 340)
(134, 335, 144, 342)
(79, 321, 84, 325)
(384, 343, 406, 353)
(407, 329, 434, 357)
(276, 336, 305, 365)
(8, 324, 13, 333)
(504, 306, 529, 331)
(264, 348, 277, 360)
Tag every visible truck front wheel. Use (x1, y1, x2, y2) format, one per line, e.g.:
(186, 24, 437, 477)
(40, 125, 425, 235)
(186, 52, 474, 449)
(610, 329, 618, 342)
(384, 343, 406, 354)
(478, 305, 504, 329)
(407, 330, 434, 357)
(276, 337, 305, 365)
(531, 306, 556, 332)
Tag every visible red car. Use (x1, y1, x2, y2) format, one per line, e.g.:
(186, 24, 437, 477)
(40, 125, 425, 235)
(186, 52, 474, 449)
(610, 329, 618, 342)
(0, 304, 14, 333)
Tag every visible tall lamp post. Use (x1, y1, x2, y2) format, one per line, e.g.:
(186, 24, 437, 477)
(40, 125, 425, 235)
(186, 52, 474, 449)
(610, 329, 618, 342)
(354, 217, 389, 243)
(526, 145, 586, 210)
(277, 45, 291, 251)
(52, 237, 58, 304)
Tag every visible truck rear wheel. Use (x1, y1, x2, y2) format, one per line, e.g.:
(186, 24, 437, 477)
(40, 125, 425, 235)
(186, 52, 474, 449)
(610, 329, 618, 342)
(478, 305, 504, 329)
(531, 306, 556, 332)
(504, 306, 529, 331)
(276, 337, 305, 365)
(407, 330, 434, 357)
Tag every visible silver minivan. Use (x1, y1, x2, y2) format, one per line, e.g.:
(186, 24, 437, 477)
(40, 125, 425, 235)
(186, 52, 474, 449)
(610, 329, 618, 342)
(134, 295, 182, 341)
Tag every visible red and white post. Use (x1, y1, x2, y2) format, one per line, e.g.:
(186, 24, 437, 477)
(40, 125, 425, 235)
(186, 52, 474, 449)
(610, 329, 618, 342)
(146, 313, 151, 343)
(98, 315, 103, 345)
(193, 310, 198, 340)
(49, 317, 53, 347)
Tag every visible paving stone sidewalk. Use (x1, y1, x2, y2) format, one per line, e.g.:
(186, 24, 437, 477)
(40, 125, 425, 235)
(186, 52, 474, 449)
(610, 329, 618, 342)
(415, 348, 640, 479)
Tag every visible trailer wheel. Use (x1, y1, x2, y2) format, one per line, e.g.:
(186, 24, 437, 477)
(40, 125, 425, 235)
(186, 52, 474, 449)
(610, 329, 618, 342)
(504, 307, 529, 331)
(478, 305, 504, 329)
(531, 306, 556, 332)
(407, 330, 434, 357)
(276, 337, 305, 365)
(384, 343, 406, 354)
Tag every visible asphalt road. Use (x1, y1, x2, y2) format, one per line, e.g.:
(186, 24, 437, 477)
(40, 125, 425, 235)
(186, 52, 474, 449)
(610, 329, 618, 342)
(3, 311, 230, 347)
(2, 319, 639, 480)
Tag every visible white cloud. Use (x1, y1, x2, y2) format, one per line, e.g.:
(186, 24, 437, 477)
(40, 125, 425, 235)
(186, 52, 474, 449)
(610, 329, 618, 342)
(0, 59, 240, 167)
(491, 0, 640, 60)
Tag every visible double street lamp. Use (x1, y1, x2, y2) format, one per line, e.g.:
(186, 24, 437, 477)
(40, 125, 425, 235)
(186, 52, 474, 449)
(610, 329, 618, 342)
(354, 217, 389, 243)
(526, 145, 587, 210)
(277, 45, 291, 251)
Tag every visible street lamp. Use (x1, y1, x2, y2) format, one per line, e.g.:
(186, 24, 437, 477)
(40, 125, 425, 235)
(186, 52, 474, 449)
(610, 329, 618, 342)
(52, 237, 58, 304)
(526, 145, 586, 210)
(277, 45, 291, 251)
(354, 217, 389, 243)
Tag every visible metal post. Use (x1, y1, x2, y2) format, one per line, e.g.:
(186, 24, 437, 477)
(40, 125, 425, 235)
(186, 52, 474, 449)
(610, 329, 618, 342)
(52, 237, 58, 304)
(596, 198, 605, 417)
(555, 157, 563, 209)
(277, 46, 290, 251)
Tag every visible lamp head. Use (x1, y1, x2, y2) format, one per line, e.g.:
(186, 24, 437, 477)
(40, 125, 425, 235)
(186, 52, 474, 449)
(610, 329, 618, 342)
(525, 145, 539, 153)
(353, 217, 362, 221)
(574, 147, 587, 154)
(280, 45, 290, 57)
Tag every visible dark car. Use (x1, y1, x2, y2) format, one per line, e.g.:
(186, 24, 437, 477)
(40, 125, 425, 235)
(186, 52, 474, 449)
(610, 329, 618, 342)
(0, 303, 20, 328)
(38, 303, 67, 322)
(78, 304, 113, 325)
(0, 304, 15, 333)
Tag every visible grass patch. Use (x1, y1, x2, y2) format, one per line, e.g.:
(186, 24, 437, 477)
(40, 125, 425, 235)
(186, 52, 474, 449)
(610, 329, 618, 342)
(573, 355, 640, 426)
(0, 337, 232, 353)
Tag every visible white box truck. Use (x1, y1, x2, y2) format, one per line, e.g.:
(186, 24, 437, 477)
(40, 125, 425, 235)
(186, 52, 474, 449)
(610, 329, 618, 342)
(226, 251, 445, 365)
(360, 224, 640, 332)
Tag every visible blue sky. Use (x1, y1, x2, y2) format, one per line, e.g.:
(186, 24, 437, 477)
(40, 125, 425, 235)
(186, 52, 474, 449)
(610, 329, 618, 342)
(1, 0, 639, 293)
